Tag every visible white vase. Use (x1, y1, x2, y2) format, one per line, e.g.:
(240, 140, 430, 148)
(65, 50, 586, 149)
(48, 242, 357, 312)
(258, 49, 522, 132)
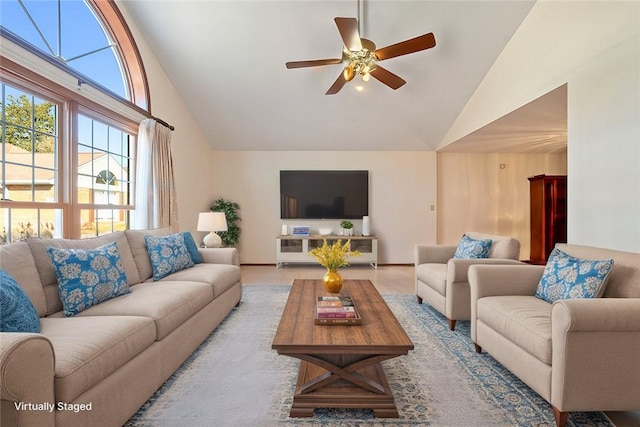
(362, 216, 370, 236)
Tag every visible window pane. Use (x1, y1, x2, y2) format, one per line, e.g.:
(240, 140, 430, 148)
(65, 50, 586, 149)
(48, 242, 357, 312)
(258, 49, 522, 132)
(1, 83, 58, 203)
(1, 0, 129, 99)
(77, 114, 132, 209)
(80, 209, 128, 238)
(0, 207, 62, 243)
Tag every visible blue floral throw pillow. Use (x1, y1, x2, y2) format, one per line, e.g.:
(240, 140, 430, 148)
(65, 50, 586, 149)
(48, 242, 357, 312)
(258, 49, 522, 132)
(46, 242, 131, 317)
(1, 270, 41, 332)
(453, 234, 492, 259)
(181, 231, 202, 264)
(535, 247, 614, 303)
(145, 233, 195, 281)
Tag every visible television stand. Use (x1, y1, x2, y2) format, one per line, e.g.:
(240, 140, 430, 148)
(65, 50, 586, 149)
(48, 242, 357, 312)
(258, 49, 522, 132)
(276, 235, 378, 269)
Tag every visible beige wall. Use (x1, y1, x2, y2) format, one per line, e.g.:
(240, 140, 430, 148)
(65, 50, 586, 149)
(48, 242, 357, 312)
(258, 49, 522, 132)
(210, 151, 437, 264)
(439, 1, 640, 252)
(437, 152, 567, 260)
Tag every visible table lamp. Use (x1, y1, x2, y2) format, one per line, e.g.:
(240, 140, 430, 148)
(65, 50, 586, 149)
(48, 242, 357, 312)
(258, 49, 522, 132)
(197, 212, 227, 248)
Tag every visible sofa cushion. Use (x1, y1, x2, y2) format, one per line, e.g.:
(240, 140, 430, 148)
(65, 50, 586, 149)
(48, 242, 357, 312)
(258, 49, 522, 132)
(125, 227, 171, 282)
(49, 281, 213, 340)
(416, 263, 447, 295)
(46, 242, 131, 316)
(155, 263, 241, 298)
(0, 270, 41, 332)
(478, 295, 552, 364)
(28, 232, 140, 315)
(454, 234, 492, 259)
(145, 233, 195, 280)
(182, 231, 202, 264)
(0, 241, 47, 316)
(40, 316, 156, 403)
(535, 247, 614, 303)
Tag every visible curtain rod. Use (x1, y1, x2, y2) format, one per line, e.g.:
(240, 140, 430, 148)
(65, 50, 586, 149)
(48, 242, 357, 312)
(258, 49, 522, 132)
(150, 115, 175, 131)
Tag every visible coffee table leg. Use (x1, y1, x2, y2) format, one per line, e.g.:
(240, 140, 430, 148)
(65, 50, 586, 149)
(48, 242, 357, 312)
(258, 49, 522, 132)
(287, 356, 400, 418)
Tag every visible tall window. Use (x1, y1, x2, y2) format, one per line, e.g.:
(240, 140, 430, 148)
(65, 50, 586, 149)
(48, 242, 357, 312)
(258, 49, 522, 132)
(1, 1, 148, 242)
(0, 83, 62, 242)
(77, 113, 134, 238)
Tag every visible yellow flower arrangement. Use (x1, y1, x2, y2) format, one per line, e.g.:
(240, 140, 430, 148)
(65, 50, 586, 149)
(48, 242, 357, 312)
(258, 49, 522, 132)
(309, 239, 361, 271)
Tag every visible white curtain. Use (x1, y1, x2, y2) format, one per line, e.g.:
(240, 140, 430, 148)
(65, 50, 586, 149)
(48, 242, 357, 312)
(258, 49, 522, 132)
(133, 118, 179, 231)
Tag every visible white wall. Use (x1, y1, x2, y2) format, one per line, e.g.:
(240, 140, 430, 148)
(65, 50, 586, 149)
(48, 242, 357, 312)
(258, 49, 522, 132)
(210, 151, 437, 264)
(568, 35, 640, 250)
(439, 1, 640, 252)
(119, 6, 215, 235)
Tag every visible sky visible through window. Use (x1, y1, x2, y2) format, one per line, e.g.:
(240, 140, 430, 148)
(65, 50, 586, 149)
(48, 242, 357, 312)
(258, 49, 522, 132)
(0, 0, 127, 98)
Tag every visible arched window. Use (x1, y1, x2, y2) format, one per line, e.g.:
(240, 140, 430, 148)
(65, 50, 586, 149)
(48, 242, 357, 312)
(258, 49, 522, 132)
(96, 170, 118, 186)
(0, 0, 149, 109)
(1, 1, 146, 241)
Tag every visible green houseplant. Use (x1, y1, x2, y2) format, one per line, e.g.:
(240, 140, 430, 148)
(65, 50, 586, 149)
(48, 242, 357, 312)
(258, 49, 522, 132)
(340, 220, 354, 236)
(211, 198, 241, 247)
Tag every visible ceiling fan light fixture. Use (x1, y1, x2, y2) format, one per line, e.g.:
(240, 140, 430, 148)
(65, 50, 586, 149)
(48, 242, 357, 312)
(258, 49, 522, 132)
(362, 72, 370, 82)
(343, 63, 356, 81)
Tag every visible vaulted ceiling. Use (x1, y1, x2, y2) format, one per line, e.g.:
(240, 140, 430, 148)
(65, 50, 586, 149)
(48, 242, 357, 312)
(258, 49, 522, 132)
(120, 1, 567, 152)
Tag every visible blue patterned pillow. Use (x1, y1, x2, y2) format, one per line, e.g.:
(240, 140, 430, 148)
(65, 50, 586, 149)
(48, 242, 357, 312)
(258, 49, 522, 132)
(535, 247, 614, 303)
(145, 233, 195, 281)
(47, 242, 131, 317)
(0, 270, 41, 332)
(182, 231, 202, 264)
(453, 234, 492, 259)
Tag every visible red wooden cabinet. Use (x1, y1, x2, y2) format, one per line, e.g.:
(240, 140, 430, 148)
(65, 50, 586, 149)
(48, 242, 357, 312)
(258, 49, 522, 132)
(528, 174, 567, 263)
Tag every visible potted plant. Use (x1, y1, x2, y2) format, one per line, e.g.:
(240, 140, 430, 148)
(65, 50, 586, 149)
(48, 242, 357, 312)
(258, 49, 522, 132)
(309, 239, 360, 293)
(340, 220, 354, 236)
(211, 198, 241, 247)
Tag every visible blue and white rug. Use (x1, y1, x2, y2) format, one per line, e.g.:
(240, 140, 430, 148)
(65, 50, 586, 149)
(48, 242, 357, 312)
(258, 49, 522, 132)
(126, 285, 613, 427)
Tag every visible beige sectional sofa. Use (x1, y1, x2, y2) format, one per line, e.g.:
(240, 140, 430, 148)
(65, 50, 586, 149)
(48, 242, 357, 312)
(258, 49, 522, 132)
(0, 228, 242, 427)
(469, 243, 640, 427)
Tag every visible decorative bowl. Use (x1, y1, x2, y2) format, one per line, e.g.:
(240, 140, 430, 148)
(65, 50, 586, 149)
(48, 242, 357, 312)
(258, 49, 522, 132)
(318, 227, 332, 236)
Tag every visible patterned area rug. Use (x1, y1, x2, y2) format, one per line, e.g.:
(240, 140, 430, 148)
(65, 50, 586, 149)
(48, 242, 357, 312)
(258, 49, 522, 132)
(126, 285, 613, 427)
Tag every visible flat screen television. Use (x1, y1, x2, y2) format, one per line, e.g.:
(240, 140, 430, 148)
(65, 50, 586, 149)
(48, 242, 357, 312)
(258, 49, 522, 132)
(280, 170, 369, 219)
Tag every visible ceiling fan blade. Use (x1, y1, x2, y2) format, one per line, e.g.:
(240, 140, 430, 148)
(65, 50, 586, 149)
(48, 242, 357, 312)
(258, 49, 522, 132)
(326, 70, 349, 95)
(374, 32, 436, 61)
(334, 17, 362, 51)
(285, 58, 343, 69)
(370, 65, 406, 90)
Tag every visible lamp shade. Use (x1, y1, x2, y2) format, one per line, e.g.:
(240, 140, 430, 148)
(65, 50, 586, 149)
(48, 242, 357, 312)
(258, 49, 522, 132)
(197, 212, 228, 232)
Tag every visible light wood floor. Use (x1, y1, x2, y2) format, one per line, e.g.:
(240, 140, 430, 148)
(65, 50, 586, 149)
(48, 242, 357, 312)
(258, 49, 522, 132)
(241, 264, 640, 427)
(241, 264, 415, 294)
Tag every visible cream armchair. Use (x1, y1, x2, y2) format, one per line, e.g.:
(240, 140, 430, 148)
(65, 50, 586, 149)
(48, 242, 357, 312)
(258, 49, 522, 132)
(414, 232, 521, 330)
(468, 244, 640, 427)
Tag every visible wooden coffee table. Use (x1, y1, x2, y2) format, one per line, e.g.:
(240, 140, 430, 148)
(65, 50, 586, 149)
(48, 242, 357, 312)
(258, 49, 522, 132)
(272, 279, 414, 417)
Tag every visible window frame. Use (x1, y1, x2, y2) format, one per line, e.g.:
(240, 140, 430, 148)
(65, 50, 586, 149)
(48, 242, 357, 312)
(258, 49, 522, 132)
(0, 0, 147, 239)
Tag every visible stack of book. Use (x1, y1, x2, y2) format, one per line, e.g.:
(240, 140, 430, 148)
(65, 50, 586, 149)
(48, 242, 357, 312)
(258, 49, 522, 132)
(314, 296, 361, 325)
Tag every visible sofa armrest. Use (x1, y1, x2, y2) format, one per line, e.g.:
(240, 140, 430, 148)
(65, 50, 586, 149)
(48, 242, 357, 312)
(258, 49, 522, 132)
(447, 258, 524, 284)
(414, 245, 456, 265)
(1, 333, 55, 426)
(468, 264, 544, 299)
(551, 298, 640, 411)
(198, 247, 239, 266)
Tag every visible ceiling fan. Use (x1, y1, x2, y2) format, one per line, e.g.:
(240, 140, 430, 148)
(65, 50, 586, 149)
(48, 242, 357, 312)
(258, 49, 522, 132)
(286, 17, 436, 95)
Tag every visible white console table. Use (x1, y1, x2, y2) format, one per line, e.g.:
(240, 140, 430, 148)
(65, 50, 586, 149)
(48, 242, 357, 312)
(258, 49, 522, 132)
(276, 235, 378, 269)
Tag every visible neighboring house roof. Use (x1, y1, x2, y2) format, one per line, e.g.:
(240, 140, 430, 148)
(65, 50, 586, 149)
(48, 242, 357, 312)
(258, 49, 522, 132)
(2, 144, 122, 186)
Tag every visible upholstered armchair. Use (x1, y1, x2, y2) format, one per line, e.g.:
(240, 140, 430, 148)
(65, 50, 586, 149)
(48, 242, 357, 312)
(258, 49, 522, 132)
(414, 232, 521, 330)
